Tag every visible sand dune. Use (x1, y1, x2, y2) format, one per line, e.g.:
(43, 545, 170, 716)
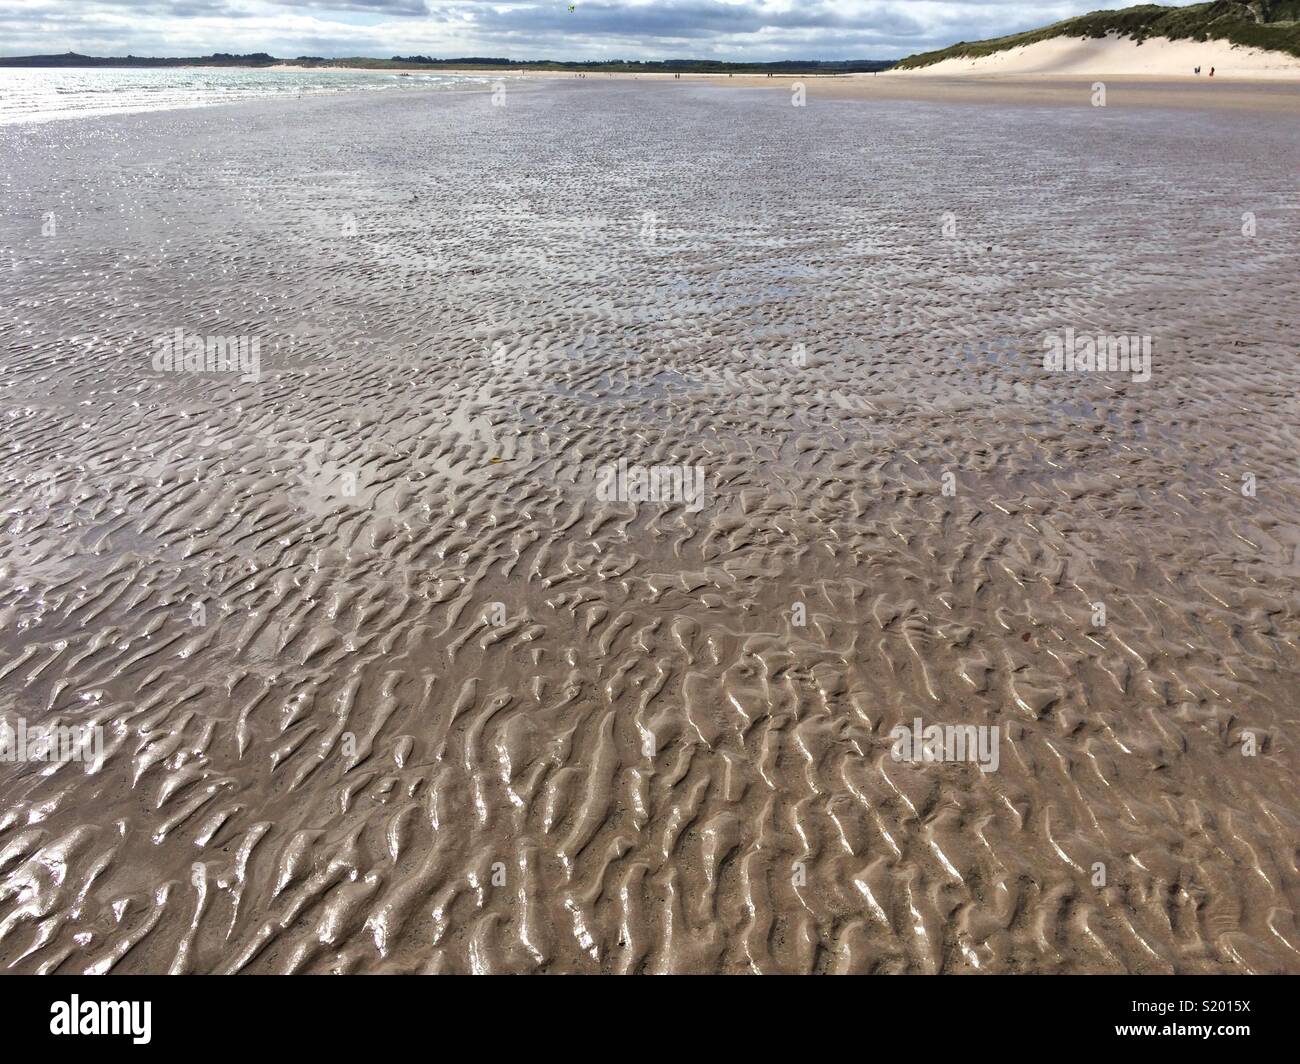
(896, 32, 1300, 79)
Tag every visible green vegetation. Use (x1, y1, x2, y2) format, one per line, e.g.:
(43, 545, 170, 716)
(0, 51, 282, 66)
(0, 51, 893, 75)
(894, 1, 1300, 69)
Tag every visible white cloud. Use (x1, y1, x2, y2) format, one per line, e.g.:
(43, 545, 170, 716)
(0, 1, 1207, 61)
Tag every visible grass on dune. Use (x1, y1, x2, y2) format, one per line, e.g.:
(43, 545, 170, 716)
(895, 1, 1300, 69)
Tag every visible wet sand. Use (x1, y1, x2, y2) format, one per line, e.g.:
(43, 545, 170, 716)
(1, 79, 1298, 974)
(828, 72, 1300, 112)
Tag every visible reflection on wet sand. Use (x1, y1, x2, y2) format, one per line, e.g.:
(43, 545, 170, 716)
(0, 79, 1297, 973)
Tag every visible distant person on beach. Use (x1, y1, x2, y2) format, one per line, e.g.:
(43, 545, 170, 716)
(1209, 67, 1215, 77)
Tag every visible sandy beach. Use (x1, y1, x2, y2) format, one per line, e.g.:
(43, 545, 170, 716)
(1, 76, 1298, 974)
(714, 70, 1300, 112)
(316, 62, 1300, 113)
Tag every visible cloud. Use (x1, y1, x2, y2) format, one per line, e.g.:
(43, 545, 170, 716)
(0, 1, 1208, 61)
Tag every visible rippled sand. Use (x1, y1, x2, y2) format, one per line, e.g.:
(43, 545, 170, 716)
(2, 81, 1298, 974)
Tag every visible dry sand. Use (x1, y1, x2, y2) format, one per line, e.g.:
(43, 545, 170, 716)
(412, 63, 1300, 113)
(260, 56, 1300, 113)
(1, 78, 1298, 974)
(714, 71, 1300, 113)
(894, 32, 1300, 80)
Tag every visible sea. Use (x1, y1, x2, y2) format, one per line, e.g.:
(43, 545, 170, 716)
(0, 65, 496, 124)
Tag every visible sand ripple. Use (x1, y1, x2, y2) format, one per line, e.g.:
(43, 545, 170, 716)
(0, 82, 1297, 973)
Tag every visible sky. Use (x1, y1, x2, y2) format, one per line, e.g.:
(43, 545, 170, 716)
(0, 1, 1200, 62)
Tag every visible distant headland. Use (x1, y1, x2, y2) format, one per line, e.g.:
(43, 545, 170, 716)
(0, 51, 896, 75)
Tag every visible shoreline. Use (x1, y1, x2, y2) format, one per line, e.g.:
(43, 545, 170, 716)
(260, 63, 1300, 112)
(7, 62, 1299, 120)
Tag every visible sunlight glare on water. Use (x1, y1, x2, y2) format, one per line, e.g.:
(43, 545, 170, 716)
(0, 66, 498, 125)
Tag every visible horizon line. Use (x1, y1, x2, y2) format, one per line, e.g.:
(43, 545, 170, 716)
(0, 51, 903, 66)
